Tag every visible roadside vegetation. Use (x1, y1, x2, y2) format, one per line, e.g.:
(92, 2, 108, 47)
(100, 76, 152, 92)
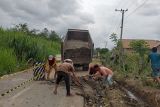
(96, 33, 160, 89)
(0, 23, 61, 76)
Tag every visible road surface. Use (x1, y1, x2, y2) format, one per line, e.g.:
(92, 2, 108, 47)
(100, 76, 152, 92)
(0, 70, 87, 107)
(0, 69, 150, 107)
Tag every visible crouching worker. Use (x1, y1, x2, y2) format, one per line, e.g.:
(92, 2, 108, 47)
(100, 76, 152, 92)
(88, 63, 97, 75)
(87, 63, 97, 80)
(44, 55, 57, 80)
(93, 64, 113, 86)
(53, 59, 81, 96)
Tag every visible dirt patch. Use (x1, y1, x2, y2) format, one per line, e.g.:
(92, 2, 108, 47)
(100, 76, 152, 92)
(77, 76, 150, 107)
(105, 88, 128, 107)
(115, 76, 160, 107)
(76, 77, 106, 107)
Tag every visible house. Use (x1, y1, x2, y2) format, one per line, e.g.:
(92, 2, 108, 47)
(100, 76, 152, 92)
(122, 39, 160, 53)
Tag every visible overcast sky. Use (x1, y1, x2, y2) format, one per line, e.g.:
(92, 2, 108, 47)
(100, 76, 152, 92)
(0, 0, 159, 49)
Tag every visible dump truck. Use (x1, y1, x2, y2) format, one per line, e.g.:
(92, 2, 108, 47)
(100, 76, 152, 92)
(61, 29, 94, 71)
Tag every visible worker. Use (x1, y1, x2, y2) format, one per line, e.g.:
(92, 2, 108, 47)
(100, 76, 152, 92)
(53, 59, 81, 96)
(88, 63, 97, 75)
(93, 64, 113, 86)
(148, 47, 160, 83)
(44, 55, 57, 80)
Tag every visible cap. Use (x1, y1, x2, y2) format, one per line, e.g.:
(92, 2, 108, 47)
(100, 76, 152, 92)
(64, 59, 73, 64)
(48, 55, 53, 60)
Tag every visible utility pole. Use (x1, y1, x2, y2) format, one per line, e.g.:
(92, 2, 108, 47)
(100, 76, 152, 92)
(115, 9, 128, 71)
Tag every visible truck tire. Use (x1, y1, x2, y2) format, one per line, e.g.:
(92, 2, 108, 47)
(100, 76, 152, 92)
(83, 64, 89, 71)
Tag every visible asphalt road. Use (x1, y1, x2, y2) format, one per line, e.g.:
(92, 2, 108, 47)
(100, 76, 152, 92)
(0, 70, 88, 107)
(0, 69, 33, 94)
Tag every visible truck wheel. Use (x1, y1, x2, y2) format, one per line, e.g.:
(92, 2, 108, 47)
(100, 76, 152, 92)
(83, 64, 89, 71)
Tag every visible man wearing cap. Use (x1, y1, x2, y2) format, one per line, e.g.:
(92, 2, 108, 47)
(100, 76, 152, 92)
(53, 59, 80, 96)
(44, 55, 57, 80)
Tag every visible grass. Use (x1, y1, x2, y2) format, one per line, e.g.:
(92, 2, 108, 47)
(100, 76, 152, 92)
(0, 27, 60, 76)
(98, 51, 158, 89)
(0, 48, 17, 76)
(107, 52, 160, 89)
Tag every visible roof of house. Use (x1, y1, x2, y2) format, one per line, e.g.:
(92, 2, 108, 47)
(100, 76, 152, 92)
(68, 29, 89, 32)
(122, 39, 160, 49)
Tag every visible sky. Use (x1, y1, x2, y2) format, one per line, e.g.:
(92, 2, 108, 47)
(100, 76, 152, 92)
(0, 0, 159, 49)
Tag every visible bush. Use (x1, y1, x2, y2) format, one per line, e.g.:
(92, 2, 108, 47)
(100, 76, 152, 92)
(0, 28, 60, 61)
(0, 48, 17, 76)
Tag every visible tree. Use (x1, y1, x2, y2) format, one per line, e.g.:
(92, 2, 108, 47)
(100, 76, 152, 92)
(12, 23, 39, 36)
(12, 23, 61, 41)
(49, 30, 61, 42)
(129, 40, 149, 73)
(29, 29, 39, 36)
(109, 33, 119, 46)
(13, 23, 29, 34)
(95, 48, 110, 65)
(39, 28, 49, 38)
(109, 33, 121, 58)
(109, 33, 123, 69)
(99, 48, 109, 55)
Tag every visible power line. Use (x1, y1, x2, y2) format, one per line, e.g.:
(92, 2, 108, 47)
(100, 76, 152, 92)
(115, 9, 128, 40)
(117, 0, 131, 9)
(114, 0, 134, 33)
(106, 0, 125, 37)
(126, 0, 149, 18)
(107, 16, 120, 37)
(125, 0, 136, 10)
(107, 0, 133, 37)
(109, 0, 148, 38)
(114, 22, 121, 34)
(115, 9, 128, 71)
